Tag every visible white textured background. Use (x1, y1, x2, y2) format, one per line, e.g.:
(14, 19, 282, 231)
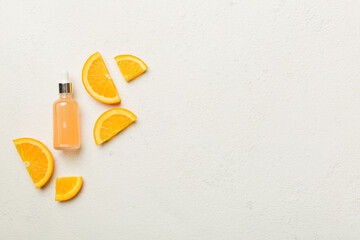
(1, 0, 360, 239)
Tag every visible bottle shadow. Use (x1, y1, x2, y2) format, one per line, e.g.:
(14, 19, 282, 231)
(59, 147, 82, 158)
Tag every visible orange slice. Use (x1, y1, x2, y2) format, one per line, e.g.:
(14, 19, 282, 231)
(13, 138, 54, 189)
(82, 52, 121, 104)
(114, 55, 148, 82)
(94, 108, 137, 145)
(55, 176, 83, 201)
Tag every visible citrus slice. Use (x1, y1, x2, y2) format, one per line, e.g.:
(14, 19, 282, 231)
(13, 138, 54, 189)
(82, 52, 121, 104)
(94, 108, 137, 145)
(55, 176, 83, 201)
(114, 55, 148, 82)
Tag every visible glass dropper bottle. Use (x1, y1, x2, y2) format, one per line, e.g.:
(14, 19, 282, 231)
(53, 71, 80, 150)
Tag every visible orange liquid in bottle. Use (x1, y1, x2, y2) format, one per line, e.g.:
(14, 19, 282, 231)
(53, 93, 80, 150)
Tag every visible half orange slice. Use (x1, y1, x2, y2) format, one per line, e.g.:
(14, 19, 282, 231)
(114, 55, 147, 82)
(55, 176, 83, 201)
(82, 52, 121, 104)
(13, 138, 54, 189)
(94, 108, 137, 145)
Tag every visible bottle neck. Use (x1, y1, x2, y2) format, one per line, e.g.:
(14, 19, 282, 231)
(59, 93, 72, 99)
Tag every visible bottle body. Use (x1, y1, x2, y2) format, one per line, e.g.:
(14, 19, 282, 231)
(53, 93, 80, 150)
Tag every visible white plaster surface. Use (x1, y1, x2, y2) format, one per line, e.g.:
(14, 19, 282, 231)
(1, 0, 360, 239)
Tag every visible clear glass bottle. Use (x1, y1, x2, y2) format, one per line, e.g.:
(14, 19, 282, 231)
(53, 72, 80, 150)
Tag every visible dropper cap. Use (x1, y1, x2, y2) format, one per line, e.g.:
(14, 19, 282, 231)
(59, 71, 72, 93)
